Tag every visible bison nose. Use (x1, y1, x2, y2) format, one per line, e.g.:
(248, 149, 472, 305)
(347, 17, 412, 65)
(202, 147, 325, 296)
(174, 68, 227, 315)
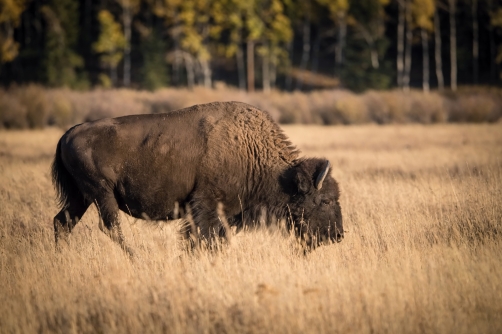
(336, 232, 344, 243)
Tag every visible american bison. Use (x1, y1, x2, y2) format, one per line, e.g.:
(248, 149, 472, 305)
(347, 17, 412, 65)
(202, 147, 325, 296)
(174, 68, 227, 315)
(52, 102, 343, 253)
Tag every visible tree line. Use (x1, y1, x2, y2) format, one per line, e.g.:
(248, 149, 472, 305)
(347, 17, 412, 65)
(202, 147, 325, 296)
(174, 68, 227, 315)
(1, 0, 501, 92)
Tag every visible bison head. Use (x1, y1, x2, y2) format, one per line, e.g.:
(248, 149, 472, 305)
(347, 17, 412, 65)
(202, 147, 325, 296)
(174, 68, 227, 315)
(284, 158, 343, 248)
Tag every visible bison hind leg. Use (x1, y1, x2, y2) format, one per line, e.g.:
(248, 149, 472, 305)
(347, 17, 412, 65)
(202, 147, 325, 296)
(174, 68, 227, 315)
(94, 195, 134, 258)
(53, 195, 90, 248)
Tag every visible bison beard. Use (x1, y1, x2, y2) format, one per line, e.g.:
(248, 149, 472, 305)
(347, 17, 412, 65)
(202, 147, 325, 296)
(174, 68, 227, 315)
(52, 102, 343, 254)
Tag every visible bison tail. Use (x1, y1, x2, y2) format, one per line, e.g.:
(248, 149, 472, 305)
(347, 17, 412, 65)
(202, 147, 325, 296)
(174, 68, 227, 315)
(51, 138, 77, 210)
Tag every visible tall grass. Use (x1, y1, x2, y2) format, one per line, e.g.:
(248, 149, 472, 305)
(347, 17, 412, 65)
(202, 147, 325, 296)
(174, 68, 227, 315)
(0, 85, 501, 129)
(0, 124, 501, 333)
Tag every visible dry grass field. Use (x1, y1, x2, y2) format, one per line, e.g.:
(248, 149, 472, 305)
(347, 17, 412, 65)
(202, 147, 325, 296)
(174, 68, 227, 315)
(1, 124, 501, 333)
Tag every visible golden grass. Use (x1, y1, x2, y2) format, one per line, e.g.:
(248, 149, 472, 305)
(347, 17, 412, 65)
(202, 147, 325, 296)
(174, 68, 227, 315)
(1, 124, 501, 333)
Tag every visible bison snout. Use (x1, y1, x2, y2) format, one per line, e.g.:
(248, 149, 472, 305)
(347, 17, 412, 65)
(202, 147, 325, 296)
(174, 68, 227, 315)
(335, 232, 344, 243)
(331, 226, 344, 243)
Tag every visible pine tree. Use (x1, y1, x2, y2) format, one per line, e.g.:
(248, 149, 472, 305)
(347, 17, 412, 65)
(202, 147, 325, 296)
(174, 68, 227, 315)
(0, 0, 27, 64)
(93, 10, 126, 87)
(41, 0, 87, 88)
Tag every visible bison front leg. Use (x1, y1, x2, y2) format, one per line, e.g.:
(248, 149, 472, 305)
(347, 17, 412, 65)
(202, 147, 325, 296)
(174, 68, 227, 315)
(197, 215, 223, 249)
(182, 213, 221, 250)
(189, 202, 233, 250)
(95, 196, 134, 258)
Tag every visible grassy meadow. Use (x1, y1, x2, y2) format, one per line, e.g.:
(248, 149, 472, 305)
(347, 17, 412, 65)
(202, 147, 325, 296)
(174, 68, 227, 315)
(0, 123, 501, 333)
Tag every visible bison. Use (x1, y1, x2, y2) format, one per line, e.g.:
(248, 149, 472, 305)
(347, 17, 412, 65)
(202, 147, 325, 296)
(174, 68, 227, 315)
(52, 101, 343, 253)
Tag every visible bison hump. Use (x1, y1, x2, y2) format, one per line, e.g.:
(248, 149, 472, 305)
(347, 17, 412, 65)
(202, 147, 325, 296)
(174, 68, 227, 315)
(203, 103, 299, 171)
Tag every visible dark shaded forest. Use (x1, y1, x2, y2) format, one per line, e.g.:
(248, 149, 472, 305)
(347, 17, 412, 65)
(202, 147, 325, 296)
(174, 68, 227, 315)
(1, 0, 502, 92)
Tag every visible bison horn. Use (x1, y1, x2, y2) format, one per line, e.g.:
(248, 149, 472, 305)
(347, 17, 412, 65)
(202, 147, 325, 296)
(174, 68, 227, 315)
(315, 160, 330, 190)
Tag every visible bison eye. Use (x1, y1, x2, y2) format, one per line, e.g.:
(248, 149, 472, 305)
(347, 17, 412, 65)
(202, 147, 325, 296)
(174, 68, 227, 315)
(321, 199, 332, 206)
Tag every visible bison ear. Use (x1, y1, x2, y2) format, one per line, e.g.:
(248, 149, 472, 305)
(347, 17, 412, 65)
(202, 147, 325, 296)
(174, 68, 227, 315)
(315, 160, 330, 190)
(294, 169, 311, 194)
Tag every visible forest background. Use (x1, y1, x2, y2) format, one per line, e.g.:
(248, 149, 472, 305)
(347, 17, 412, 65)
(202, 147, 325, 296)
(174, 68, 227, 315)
(1, 0, 502, 128)
(3, 0, 502, 91)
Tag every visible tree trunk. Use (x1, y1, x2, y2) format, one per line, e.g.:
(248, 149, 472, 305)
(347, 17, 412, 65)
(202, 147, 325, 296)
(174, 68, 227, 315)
(370, 48, 379, 69)
(195, 59, 204, 86)
(173, 48, 181, 86)
(472, 0, 478, 84)
(360, 26, 379, 69)
(262, 53, 270, 93)
(23, 11, 29, 46)
(201, 58, 212, 88)
(489, 12, 496, 83)
(422, 29, 430, 93)
(285, 40, 293, 91)
(183, 52, 194, 90)
(449, 0, 457, 91)
(111, 66, 117, 86)
(434, 10, 444, 90)
(247, 40, 255, 92)
(397, 0, 405, 88)
(335, 12, 347, 77)
(171, 12, 182, 86)
(296, 17, 311, 91)
(270, 55, 277, 89)
(200, 25, 211, 88)
(122, 0, 131, 87)
(236, 43, 246, 91)
(403, 0, 412, 92)
(192, 60, 200, 86)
